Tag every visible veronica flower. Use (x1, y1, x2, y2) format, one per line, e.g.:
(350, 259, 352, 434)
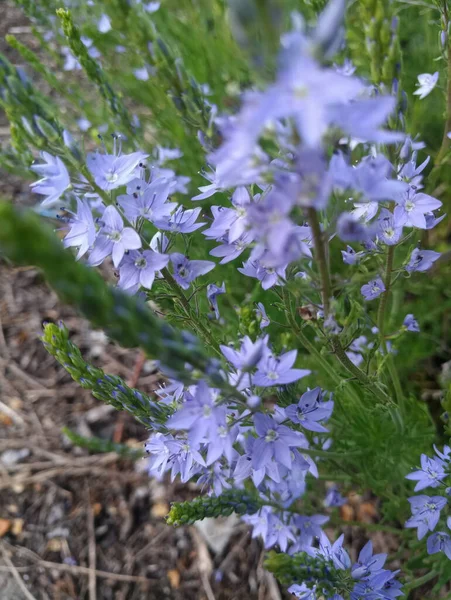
(285, 388, 334, 433)
(143, 1, 161, 12)
(31, 152, 71, 206)
(203, 206, 237, 240)
(228, 187, 253, 242)
(341, 245, 363, 265)
(413, 72, 439, 99)
(406, 248, 440, 272)
(167, 381, 221, 446)
(207, 282, 226, 319)
(317, 532, 351, 570)
(324, 485, 346, 508)
(405, 454, 446, 491)
(405, 495, 447, 539)
(205, 414, 238, 465)
(287, 583, 317, 600)
(88, 205, 141, 267)
(398, 154, 430, 187)
(87, 146, 147, 191)
(167, 438, 206, 483)
(394, 188, 442, 229)
(118, 249, 169, 291)
(337, 213, 371, 242)
(352, 201, 379, 223)
(294, 514, 330, 546)
(156, 206, 205, 234)
(252, 413, 306, 470)
(334, 58, 356, 76)
(170, 253, 215, 289)
(62, 198, 97, 259)
(427, 531, 451, 559)
(377, 208, 403, 245)
(117, 178, 176, 226)
(255, 303, 270, 329)
(238, 258, 287, 290)
(253, 350, 310, 387)
(265, 512, 297, 552)
(403, 314, 420, 332)
(425, 212, 446, 229)
(351, 541, 387, 580)
(361, 278, 386, 301)
(146, 432, 175, 479)
(332, 95, 405, 145)
(346, 154, 407, 202)
(220, 336, 270, 373)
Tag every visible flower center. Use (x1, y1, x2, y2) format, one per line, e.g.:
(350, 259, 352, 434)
(295, 85, 309, 98)
(135, 257, 147, 269)
(203, 405, 212, 418)
(109, 230, 122, 242)
(405, 200, 415, 212)
(218, 426, 228, 438)
(265, 429, 279, 442)
(105, 170, 119, 183)
(266, 370, 279, 381)
(385, 227, 395, 239)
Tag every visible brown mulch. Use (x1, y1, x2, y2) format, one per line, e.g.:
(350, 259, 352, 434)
(0, 263, 280, 600)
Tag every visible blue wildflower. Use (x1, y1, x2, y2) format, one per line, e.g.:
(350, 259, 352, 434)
(170, 253, 215, 289)
(405, 454, 446, 491)
(31, 152, 71, 206)
(405, 495, 447, 539)
(252, 412, 306, 470)
(118, 249, 169, 291)
(253, 349, 310, 387)
(361, 278, 386, 301)
(207, 282, 226, 319)
(87, 146, 148, 191)
(406, 248, 441, 272)
(255, 303, 270, 329)
(88, 205, 141, 267)
(62, 197, 97, 260)
(285, 387, 334, 433)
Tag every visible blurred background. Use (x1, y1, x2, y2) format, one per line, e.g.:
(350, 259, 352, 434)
(0, 0, 450, 598)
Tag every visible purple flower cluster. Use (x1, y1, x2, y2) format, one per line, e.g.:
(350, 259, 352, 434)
(405, 445, 451, 559)
(145, 333, 334, 548)
(31, 143, 220, 294)
(288, 538, 402, 599)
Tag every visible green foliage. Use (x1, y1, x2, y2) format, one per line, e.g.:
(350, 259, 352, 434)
(62, 426, 145, 459)
(265, 551, 354, 596)
(42, 322, 169, 427)
(0, 203, 211, 380)
(166, 490, 262, 525)
(56, 8, 134, 137)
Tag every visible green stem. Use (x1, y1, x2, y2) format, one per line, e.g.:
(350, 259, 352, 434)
(306, 209, 391, 405)
(403, 570, 438, 594)
(377, 246, 404, 406)
(331, 336, 393, 406)
(377, 246, 394, 339)
(283, 289, 340, 385)
(163, 269, 220, 355)
(307, 207, 331, 316)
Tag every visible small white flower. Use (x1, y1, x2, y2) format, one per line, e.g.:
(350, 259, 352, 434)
(413, 72, 439, 99)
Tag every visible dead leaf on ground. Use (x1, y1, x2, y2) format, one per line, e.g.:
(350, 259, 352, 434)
(167, 568, 181, 589)
(0, 518, 11, 537)
(151, 501, 169, 518)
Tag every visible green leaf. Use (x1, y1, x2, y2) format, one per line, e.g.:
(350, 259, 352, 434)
(167, 490, 262, 526)
(43, 322, 169, 427)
